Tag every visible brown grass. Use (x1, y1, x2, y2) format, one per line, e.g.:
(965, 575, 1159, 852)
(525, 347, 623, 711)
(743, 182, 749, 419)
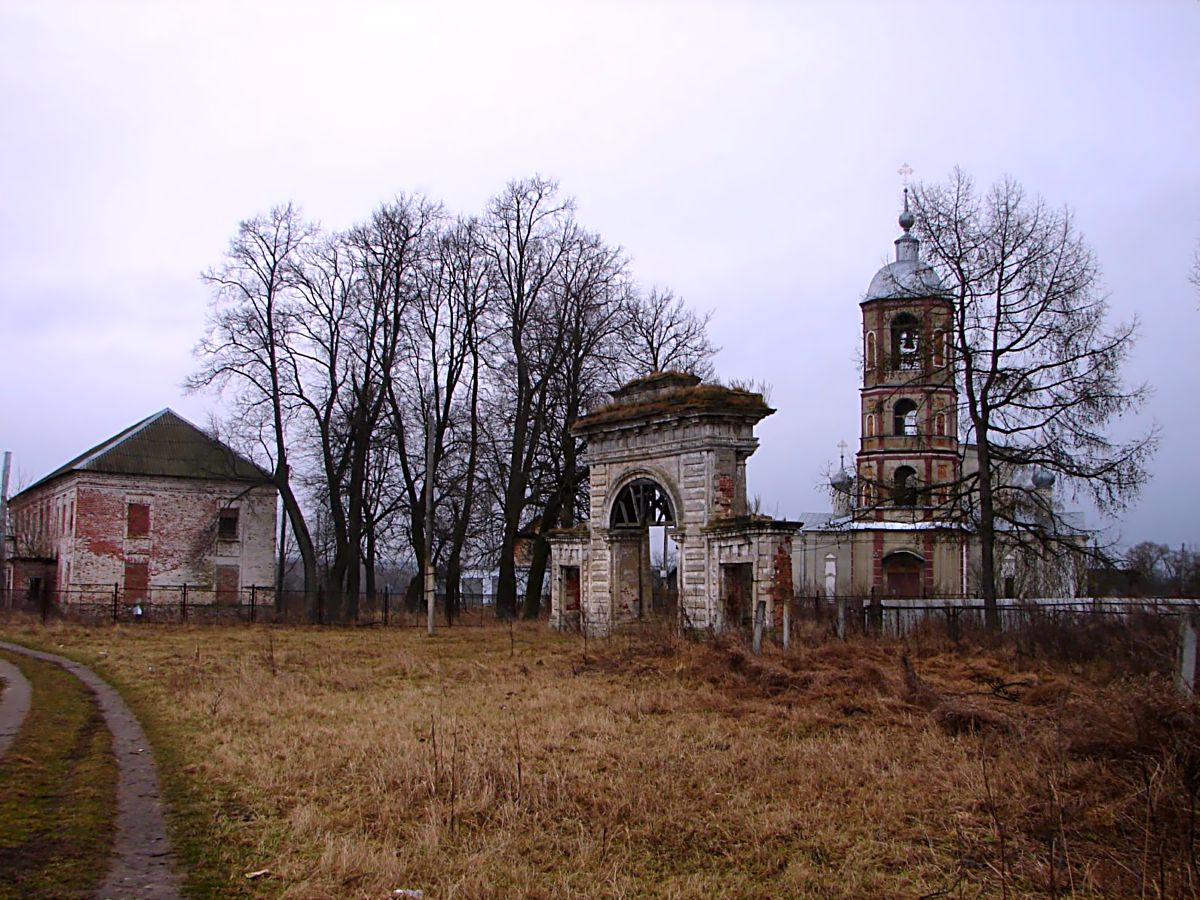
(2, 619, 1197, 898)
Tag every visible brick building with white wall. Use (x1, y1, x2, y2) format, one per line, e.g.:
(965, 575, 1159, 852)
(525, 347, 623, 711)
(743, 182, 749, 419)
(3, 409, 277, 608)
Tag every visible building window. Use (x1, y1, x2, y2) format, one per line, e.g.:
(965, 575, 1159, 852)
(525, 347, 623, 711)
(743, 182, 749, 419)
(893, 399, 919, 436)
(218, 509, 240, 541)
(861, 482, 875, 508)
(865, 331, 876, 371)
(126, 503, 150, 538)
(892, 466, 918, 506)
(865, 413, 876, 437)
(934, 412, 947, 436)
(933, 330, 945, 367)
(891, 313, 920, 370)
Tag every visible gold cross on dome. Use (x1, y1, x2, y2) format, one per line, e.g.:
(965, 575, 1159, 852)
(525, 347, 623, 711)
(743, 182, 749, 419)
(897, 162, 913, 184)
(836, 439, 848, 468)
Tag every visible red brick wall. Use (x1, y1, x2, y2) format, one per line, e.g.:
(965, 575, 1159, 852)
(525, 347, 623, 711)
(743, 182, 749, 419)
(12, 473, 276, 599)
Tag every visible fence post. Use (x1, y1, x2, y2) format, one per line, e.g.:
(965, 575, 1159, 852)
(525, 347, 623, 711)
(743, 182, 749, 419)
(782, 597, 791, 649)
(112, 582, 119, 623)
(317, 586, 324, 626)
(40, 583, 48, 626)
(181, 584, 188, 623)
(752, 600, 766, 656)
(869, 588, 881, 634)
(1179, 612, 1199, 694)
(383, 586, 389, 627)
(250, 585, 257, 624)
(836, 594, 846, 640)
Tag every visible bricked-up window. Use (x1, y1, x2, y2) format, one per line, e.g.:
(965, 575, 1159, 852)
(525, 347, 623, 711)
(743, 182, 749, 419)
(218, 509, 240, 541)
(215, 565, 240, 605)
(126, 503, 150, 538)
(124, 560, 149, 602)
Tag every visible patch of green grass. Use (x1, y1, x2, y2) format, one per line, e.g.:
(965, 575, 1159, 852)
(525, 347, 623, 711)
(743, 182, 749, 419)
(0, 650, 117, 899)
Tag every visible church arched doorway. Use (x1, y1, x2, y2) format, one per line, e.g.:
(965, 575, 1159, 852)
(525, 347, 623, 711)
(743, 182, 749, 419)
(609, 478, 678, 618)
(883, 550, 924, 598)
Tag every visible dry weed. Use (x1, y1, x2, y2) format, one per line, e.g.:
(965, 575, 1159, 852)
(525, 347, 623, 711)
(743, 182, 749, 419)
(1, 618, 1196, 897)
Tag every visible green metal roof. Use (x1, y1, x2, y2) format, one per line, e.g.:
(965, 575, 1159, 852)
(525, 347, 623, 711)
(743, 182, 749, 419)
(17, 409, 271, 498)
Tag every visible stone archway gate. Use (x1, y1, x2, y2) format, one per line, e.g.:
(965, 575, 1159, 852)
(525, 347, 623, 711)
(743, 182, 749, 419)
(549, 372, 800, 634)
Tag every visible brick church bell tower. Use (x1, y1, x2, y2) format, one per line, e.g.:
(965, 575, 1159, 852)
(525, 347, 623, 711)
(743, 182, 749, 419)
(853, 192, 963, 595)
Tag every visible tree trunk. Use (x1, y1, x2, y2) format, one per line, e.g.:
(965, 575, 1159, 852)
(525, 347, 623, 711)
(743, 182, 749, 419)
(974, 436, 1000, 631)
(522, 534, 551, 619)
(496, 531, 519, 619)
(445, 549, 461, 625)
(363, 524, 376, 615)
(277, 474, 319, 622)
(275, 500, 288, 612)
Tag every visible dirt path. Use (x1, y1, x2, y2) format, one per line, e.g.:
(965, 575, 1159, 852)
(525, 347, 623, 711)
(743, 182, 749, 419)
(0, 656, 33, 756)
(0, 642, 182, 900)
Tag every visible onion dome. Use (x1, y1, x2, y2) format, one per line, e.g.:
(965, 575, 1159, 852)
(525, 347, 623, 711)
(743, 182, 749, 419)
(1032, 469, 1056, 489)
(830, 468, 854, 493)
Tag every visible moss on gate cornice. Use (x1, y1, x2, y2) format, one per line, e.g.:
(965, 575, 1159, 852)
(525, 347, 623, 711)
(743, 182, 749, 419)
(574, 382, 774, 434)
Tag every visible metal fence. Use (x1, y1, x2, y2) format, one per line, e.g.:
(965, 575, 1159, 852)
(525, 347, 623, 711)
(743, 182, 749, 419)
(787, 593, 1198, 677)
(790, 593, 1200, 638)
(0, 583, 511, 627)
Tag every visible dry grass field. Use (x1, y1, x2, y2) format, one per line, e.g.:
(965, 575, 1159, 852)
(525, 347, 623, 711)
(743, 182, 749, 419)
(2, 618, 1198, 898)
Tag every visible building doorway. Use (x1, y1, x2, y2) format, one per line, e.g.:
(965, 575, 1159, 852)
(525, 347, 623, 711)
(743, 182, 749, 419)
(721, 563, 754, 627)
(883, 551, 923, 598)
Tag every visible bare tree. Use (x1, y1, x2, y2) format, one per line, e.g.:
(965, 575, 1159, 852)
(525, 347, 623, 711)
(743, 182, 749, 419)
(912, 170, 1158, 627)
(188, 203, 321, 619)
(308, 196, 439, 621)
(622, 287, 718, 379)
(519, 226, 630, 618)
(383, 213, 490, 621)
(481, 176, 579, 618)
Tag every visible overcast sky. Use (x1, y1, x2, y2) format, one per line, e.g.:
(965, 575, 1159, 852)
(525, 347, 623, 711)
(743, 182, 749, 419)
(2, 1, 1197, 548)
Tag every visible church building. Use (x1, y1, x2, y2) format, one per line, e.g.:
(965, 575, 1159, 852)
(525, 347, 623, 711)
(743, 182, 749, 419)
(796, 197, 979, 599)
(795, 195, 1079, 600)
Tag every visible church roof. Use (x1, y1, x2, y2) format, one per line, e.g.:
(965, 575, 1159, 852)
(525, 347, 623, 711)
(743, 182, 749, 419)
(864, 191, 947, 301)
(16, 409, 270, 499)
(865, 258, 946, 301)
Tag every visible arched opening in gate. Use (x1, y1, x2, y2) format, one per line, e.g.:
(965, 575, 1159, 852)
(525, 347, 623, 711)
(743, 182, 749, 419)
(883, 550, 924, 598)
(609, 478, 679, 618)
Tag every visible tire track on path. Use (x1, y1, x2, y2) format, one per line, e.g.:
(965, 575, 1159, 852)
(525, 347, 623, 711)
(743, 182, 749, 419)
(0, 641, 182, 899)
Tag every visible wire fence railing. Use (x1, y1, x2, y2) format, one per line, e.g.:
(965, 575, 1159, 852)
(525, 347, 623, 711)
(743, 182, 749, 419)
(786, 594, 1199, 679)
(790, 593, 1199, 637)
(0, 583, 512, 627)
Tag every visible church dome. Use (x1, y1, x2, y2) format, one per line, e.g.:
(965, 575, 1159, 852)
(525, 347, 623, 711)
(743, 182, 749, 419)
(865, 190, 947, 301)
(830, 468, 854, 492)
(865, 258, 945, 301)
(1032, 469, 1056, 489)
